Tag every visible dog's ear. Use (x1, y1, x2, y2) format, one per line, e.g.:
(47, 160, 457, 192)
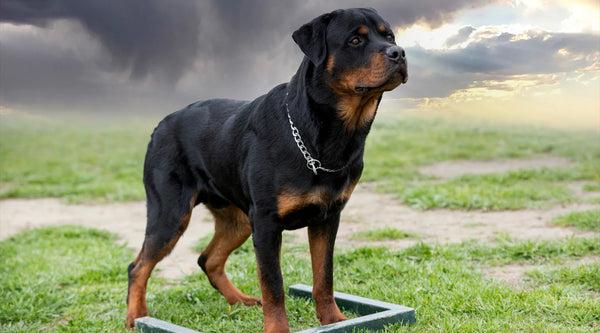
(292, 13, 332, 67)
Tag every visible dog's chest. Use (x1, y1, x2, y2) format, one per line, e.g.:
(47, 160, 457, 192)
(275, 181, 357, 229)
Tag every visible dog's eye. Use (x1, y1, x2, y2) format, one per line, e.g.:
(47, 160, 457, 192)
(349, 37, 362, 46)
(386, 34, 395, 42)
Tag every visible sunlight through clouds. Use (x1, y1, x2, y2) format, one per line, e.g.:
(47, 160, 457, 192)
(513, 0, 599, 32)
(396, 24, 462, 49)
(390, 0, 600, 128)
(560, 5, 599, 32)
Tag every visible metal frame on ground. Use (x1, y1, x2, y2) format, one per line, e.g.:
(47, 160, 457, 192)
(135, 284, 416, 333)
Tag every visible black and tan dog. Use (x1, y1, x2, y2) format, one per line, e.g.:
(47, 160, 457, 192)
(126, 8, 407, 332)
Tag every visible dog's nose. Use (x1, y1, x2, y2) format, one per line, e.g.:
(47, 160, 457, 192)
(384, 46, 406, 63)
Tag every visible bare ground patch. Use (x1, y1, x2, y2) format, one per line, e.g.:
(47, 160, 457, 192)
(0, 198, 214, 279)
(311, 185, 598, 250)
(564, 181, 600, 202)
(484, 256, 600, 289)
(1, 183, 598, 280)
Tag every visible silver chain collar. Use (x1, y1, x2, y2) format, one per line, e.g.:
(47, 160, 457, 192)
(285, 91, 345, 175)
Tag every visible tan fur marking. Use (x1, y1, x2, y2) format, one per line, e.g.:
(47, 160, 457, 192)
(347, 52, 388, 89)
(126, 253, 163, 328)
(336, 181, 358, 202)
(202, 205, 259, 306)
(277, 187, 329, 218)
(358, 26, 368, 35)
(126, 264, 153, 328)
(308, 227, 348, 325)
(328, 52, 389, 131)
(126, 193, 197, 329)
(155, 193, 197, 258)
(257, 265, 290, 332)
(337, 93, 382, 132)
(326, 55, 335, 74)
(378, 24, 386, 32)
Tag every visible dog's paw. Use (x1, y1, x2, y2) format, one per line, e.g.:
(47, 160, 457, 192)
(317, 310, 348, 325)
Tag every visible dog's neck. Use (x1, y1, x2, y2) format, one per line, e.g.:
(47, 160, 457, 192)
(285, 58, 376, 173)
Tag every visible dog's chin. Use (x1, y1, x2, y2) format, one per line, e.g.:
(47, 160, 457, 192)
(354, 71, 407, 95)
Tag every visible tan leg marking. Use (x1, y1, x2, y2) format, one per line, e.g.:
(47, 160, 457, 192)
(308, 227, 347, 325)
(126, 194, 197, 329)
(201, 205, 260, 306)
(257, 263, 290, 333)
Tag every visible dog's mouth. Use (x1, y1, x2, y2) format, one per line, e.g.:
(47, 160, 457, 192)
(354, 70, 407, 94)
(354, 86, 374, 93)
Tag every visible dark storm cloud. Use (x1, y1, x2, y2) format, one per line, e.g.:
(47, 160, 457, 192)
(0, 0, 201, 82)
(0, 29, 103, 109)
(1, 0, 504, 114)
(4, 0, 594, 115)
(188, 0, 503, 100)
(197, 0, 503, 59)
(440, 31, 599, 75)
(1, 0, 488, 88)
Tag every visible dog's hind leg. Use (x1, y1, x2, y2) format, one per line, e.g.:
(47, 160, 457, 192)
(198, 204, 261, 306)
(126, 182, 198, 329)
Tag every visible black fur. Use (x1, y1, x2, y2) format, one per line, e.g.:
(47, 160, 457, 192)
(128, 7, 407, 331)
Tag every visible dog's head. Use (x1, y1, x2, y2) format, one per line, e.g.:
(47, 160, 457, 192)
(293, 8, 407, 131)
(293, 8, 408, 96)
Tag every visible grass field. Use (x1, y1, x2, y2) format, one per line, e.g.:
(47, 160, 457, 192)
(363, 116, 600, 210)
(1, 226, 598, 332)
(1, 113, 599, 207)
(552, 209, 600, 232)
(1, 113, 599, 332)
(350, 226, 420, 241)
(0, 115, 151, 203)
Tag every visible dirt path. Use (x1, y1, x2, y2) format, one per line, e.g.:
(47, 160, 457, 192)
(1, 184, 597, 280)
(2, 157, 598, 280)
(0, 198, 213, 279)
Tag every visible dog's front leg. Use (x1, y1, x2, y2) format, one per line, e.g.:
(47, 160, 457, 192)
(252, 212, 290, 333)
(308, 213, 348, 325)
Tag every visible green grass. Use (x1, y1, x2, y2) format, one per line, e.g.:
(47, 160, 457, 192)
(396, 170, 575, 210)
(193, 232, 297, 254)
(0, 226, 130, 332)
(350, 227, 420, 241)
(2, 226, 599, 332)
(2, 113, 599, 209)
(0, 115, 152, 203)
(2, 113, 598, 332)
(526, 262, 600, 293)
(363, 116, 600, 180)
(583, 183, 600, 192)
(364, 116, 600, 210)
(385, 165, 600, 210)
(552, 210, 600, 232)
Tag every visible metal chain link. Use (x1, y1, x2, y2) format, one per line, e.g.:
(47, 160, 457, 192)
(285, 91, 345, 175)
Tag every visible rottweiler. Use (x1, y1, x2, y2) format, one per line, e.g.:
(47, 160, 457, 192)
(126, 7, 407, 332)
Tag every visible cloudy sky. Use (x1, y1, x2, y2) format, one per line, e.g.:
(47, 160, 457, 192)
(0, 0, 598, 128)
